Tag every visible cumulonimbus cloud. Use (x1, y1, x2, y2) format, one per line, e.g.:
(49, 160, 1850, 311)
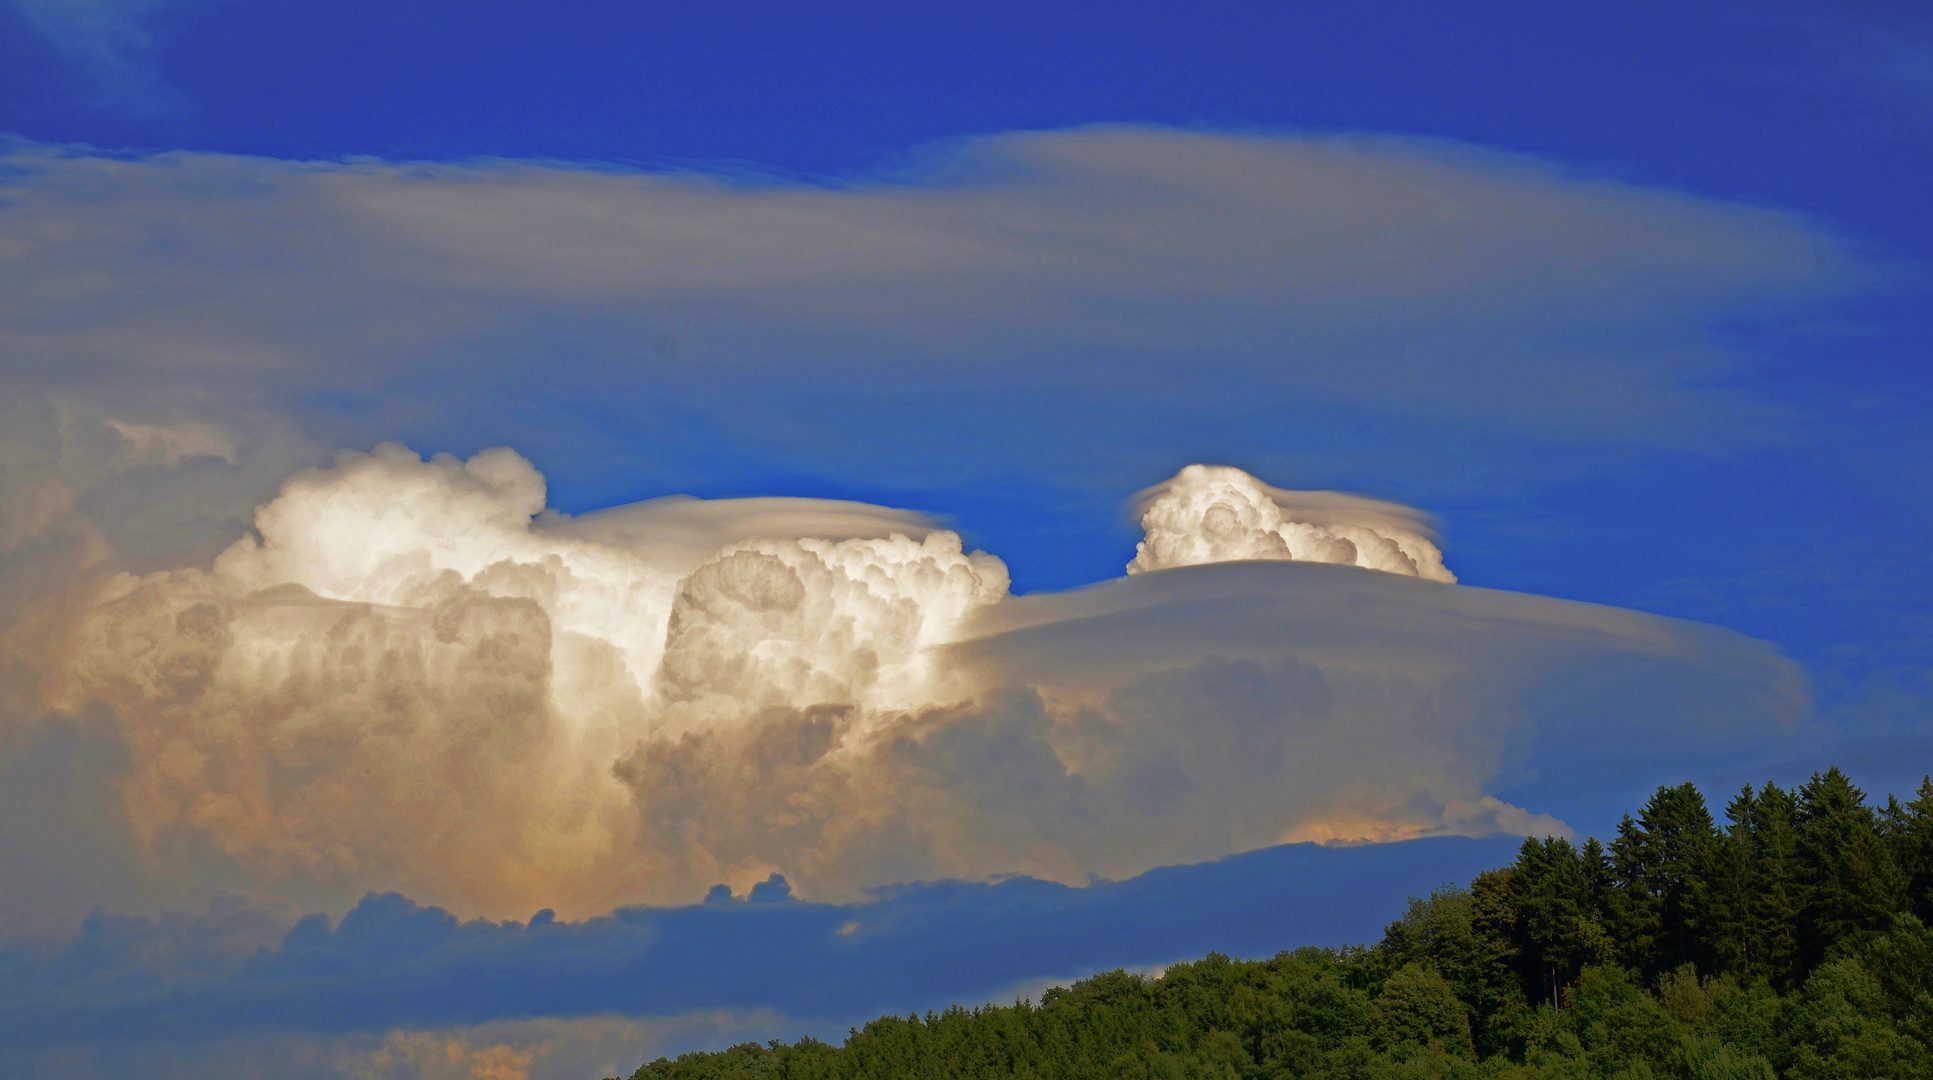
(24, 445, 1805, 920)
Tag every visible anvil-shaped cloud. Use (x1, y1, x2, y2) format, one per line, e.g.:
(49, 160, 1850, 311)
(27, 445, 1803, 923)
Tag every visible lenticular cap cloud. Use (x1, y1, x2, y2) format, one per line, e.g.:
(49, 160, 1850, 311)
(538, 494, 943, 579)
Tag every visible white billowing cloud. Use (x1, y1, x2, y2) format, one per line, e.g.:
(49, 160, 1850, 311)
(28, 445, 1805, 919)
(656, 532, 1009, 723)
(206, 444, 686, 711)
(1128, 464, 1454, 581)
(198, 444, 1007, 729)
(43, 444, 1021, 912)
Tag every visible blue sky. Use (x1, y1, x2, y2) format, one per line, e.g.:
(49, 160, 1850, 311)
(8, 0, 1926, 594)
(2, 1, 1931, 1076)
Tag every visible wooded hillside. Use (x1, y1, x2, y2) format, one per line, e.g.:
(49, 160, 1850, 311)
(615, 769, 1933, 1079)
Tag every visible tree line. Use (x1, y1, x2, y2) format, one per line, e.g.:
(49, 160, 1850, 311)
(612, 768, 1933, 1079)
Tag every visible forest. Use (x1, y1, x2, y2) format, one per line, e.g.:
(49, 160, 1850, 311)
(613, 768, 1933, 1079)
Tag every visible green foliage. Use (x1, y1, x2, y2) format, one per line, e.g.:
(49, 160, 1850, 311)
(1782, 955, 1930, 1080)
(1709, 785, 1803, 986)
(613, 771, 1933, 1080)
(1372, 962, 1473, 1059)
(1794, 769, 1903, 971)
(1607, 784, 1720, 982)
(1671, 1035, 1776, 1080)
(1884, 779, 1933, 926)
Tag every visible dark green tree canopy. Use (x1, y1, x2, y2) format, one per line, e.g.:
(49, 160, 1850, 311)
(614, 770, 1933, 1080)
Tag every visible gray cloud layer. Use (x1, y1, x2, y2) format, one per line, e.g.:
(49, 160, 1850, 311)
(0, 835, 1522, 1080)
(0, 127, 1855, 521)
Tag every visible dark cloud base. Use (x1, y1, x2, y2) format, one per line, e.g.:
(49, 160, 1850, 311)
(1, 834, 1520, 1053)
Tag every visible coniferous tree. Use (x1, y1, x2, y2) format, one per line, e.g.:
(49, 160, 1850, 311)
(1512, 836, 1611, 1009)
(1710, 784, 1761, 977)
(1467, 866, 1526, 1056)
(1709, 782, 1807, 986)
(1607, 782, 1720, 979)
(1751, 781, 1808, 987)
(616, 765, 1933, 1080)
(1882, 776, 1933, 926)
(1797, 768, 1902, 970)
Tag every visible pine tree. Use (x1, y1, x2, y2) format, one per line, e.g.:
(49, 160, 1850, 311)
(1710, 782, 1807, 985)
(1708, 785, 1760, 977)
(1607, 783, 1720, 979)
(1797, 768, 1904, 971)
(1881, 776, 1933, 926)
(1751, 781, 1808, 986)
(1466, 866, 1527, 1056)
(1511, 836, 1610, 1008)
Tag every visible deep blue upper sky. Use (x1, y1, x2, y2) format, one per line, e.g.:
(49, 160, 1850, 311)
(5, 0, 1930, 779)
(6, 0, 1929, 231)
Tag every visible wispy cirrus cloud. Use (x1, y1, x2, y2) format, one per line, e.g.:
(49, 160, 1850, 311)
(8, 0, 183, 111)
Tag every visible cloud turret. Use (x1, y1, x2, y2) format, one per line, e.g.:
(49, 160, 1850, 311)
(1129, 464, 1453, 581)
